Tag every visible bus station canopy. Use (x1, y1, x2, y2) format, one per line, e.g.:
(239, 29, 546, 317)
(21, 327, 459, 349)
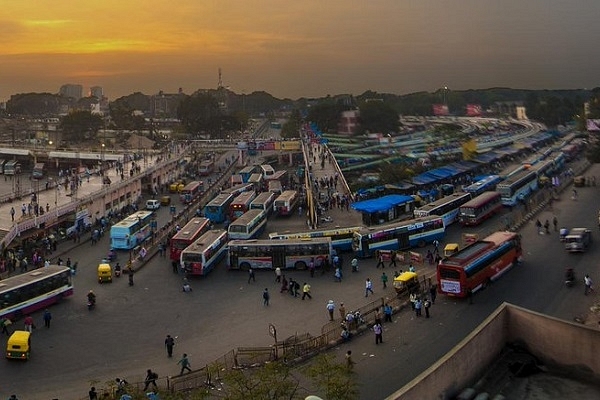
(351, 194, 414, 214)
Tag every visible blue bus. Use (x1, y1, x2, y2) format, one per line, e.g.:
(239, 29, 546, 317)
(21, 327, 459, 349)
(270, 226, 361, 252)
(203, 193, 235, 224)
(413, 192, 472, 227)
(110, 211, 154, 250)
(352, 215, 445, 258)
(496, 169, 538, 206)
(239, 166, 256, 183)
(464, 175, 502, 197)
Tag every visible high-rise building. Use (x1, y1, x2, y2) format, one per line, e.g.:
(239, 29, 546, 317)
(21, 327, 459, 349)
(90, 86, 103, 99)
(59, 84, 83, 100)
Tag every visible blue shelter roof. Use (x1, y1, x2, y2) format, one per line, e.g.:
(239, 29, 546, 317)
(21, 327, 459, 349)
(351, 194, 414, 214)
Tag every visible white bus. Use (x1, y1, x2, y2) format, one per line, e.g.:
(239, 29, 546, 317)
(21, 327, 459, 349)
(250, 192, 276, 216)
(260, 164, 275, 178)
(413, 192, 472, 226)
(180, 230, 228, 276)
(274, 190, 299, 216)
(228, 237, 333, 270)
(227, 209, 268, 240)
(496, 169, 538, 206)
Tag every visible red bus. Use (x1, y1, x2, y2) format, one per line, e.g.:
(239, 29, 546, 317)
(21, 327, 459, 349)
(199, 160, 215, 176)
(169, 217, 211, 262)
(458, 191, 502, 226)
(229, 191, 257, 220)
(179, 181, 203, 204)
(437, 231, 522, 298)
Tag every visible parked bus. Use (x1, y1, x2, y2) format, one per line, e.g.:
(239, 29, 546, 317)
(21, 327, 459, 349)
(179, 181, 203, 204)
(4, 160, 21, 176)
(264, 170, 287, 186)
(413, 192, 472, 226)
(0, 265, 73, 320)
(458, 191, 503, 226)
(352, 215, 445, 258)
(169, 217, 211, 262)
(250, 192, 276, 216)
(203, 193, 235, 224)
(274, 190, 299, 216)
(180, 230, 228, 276)
(496, 169, 538, 206)
(260, 164, 275, 178)
(230, 174, 243, 186)
(239, 166, 256, 183)
(227, 209, 267, 240)
(199, 159, 215, 176)
(32, 163, 45, 180)
(229, 191, 257, 220)
(437, 231, 522, 298)
(222, 183, 254, 197)
(270, 226, 361, 252)
(464, 175, 501, 197)
(247, 173, 264, 192)
(110, 211, 155, 250)
(228, 237, 333, 270)
(268, 180, 283, 195)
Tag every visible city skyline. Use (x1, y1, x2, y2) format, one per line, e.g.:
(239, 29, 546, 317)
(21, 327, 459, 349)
(2, 1, 600, 102)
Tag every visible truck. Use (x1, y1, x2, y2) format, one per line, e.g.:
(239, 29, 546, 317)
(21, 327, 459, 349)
(565, 228, 591, 253)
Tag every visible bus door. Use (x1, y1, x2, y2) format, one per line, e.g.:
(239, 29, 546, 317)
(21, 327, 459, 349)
(229, 249, 239, 268)
(272, 247, 286, 269)
(397, 232, 410, 250)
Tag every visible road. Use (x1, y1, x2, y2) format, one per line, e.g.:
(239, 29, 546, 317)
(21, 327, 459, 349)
(3, 162, 598, 400)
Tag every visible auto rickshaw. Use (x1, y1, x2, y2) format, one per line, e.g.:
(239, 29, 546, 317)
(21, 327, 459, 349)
(574, 176, 586, 187)
(98, 263, 112, 283)
(160, 195, 171, 206)
(6, 330, 31, 360)
(393, 271, 420, 296)
(444, 243, 459, 257)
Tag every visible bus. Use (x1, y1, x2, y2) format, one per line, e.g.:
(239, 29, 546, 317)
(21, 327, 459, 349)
(260, 164, 275, 178)
(274, 190, 299, 216)
(458, 191, 503, 226)
(413, 192, 472, 226)
(227, 209, 267, 240)
(239, 166, 256, 183)
(228, 237, 333, 270)
(0, 265, 73, 320)
(352, 215, 445, 258)
(437, 231, 522, 298)
(203, 193, 235, 224)
(464, 175, 502, 197)
(199, 159, 215, 176)
(531, 159, 556, 185)
(222, 183, 254, 197)
(169, 217, 212, 262)
(268, 180, 283, 195)
(247, 173, 264, 192)
(496, 169, 538, 206)
(229, 191, 257, 220)
(179, 181, 203, 204)
(180, 230, 228, 276)
(270, 226, 361, 252)
(110, 210, 154, 250)
(264, 170, 287, 185)
(32, 163, 45, 179)
(250, 192, 276, 216)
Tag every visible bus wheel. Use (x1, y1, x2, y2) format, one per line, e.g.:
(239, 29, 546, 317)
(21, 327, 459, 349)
(295, 261, 307, 270)
(240, 262, 251, 270)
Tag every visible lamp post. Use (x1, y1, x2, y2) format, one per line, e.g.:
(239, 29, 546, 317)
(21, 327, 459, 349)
(101, 143, 105, 181)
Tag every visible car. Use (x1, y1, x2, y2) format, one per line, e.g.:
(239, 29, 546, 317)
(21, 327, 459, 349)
(146, 199, 160, 210)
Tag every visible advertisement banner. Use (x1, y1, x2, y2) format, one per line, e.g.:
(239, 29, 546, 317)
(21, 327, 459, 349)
(433, 104, 449, 116)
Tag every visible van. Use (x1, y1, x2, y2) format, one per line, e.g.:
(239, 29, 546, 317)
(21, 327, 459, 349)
(146, 199, 160, 210)
(6, 330, 31, 360)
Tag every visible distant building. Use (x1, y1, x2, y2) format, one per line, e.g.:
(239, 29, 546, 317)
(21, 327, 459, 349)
(152, 89, 185, 118)
(337, 110, 360, 135)
(59, 84, 83, 100)
(89, 86, 103, 99)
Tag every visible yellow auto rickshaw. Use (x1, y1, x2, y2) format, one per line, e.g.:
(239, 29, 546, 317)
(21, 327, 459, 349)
(160, 195, 171, 206)
(574, 176, 585, 187)
(98, 263, 112, 283)
(169, 182, 184, 193)
(444, 243, 459, 257)
(393, 271, 420, 295)
(6, 330, 31, 360)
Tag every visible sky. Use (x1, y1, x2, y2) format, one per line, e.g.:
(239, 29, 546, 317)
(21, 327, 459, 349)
(2, 0, 600, 102)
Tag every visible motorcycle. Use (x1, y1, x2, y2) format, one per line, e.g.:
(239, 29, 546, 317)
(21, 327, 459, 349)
(114, 263, 122, 278)
(107, 249, 117, 262)
(87, 299, 96, 310)
(565, 268, 575, 288)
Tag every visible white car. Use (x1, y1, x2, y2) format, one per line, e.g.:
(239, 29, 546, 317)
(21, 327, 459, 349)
(146, 199, 160, 210)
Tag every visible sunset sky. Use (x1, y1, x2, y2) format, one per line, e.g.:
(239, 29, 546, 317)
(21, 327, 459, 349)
(2, 1, 600, 101)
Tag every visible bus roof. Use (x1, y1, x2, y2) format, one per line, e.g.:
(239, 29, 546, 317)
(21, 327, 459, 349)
(229, 237, 332, 247)
(232, 191, 255, 203)
(252, 192, 275, 204)
(239, 166, 256, 173)
(483, 231, 518, 246)
(182, 230, 227, 253)
(171, 218, 210, 241)
(497, 169, 535, 186)
(181, 181, 202, 191)
(229, 209, 264, 226)
(0, 265, 70, 293)
(441, 231, 517, 267)
(460, 191, 501, 208)
(248, 173, 263, 182)
(269, 226, 361, 239)
(206, 193, 234, 207)
(416, 192, 471, 212)
(275, 190, 297, 201)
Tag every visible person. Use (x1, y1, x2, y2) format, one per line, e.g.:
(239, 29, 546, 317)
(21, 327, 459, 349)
(553, 216, 558, 232)
(426, 249, 433, 265)
(535, 219, 542, 234)
(365, 278, 374, 297)
(373, 322, 383, 344)
(345, 350, 356, 370)
(302, 282, 312, 300)
(381, 272, 388, 289)
(415, 298, 422, 317)
(1, 316, 12, 336)
(263, 288, 270, 306)
(165, 335, 175, 357)
(309, 258, 315, 277)
(128, 266, 135, 286)
(8, 395, 18, 400)
(43, 309, 52, 328)
(408, 264, 415, 273)
(280, 276, 288, 293)
(384, 303, 393, 323)
(248, 268, 255, 283)
(584, 274, 594, 295)
(89, 387, 98, 400)
(326, 300, 335, 321)
(143, 369, 158, 391)
(24, 315, 34, 333)
(115, 378, 128, 396)
(178, 353, 192, 375)
(430, 284, 438, 304)
(274, 266, 282, 283)
(374, 307, 382, 325)
(433, 239, 440, 253)
(351, 258, 358, 272)
(182, 279, 192, 292)
(424, 298, 431, 318)
(375, 251, 385, 269)
(87, 290, 96, 306)
(544, 219, 550, 234)
(334, 267, 342, 282)
(389, 250, 397, 268)
(341, 325, 351, 342)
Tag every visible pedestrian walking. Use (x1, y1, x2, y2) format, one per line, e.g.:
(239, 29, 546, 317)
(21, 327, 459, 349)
(89, 387, 98, 400)
(248, 268, 255, 283)
(388, 250, 397, 268)
(375, 251, 385, 269)
(351, 258, 358, 272)
(10, 206, 15, 222)
(302, 282, 312, 300)
(1, 316, 11, 336)
(165, 334, 175, 357)
(263, 288, 270, 306)
(346, 350, 356, 371)
(177, 353, 192, 375)
(326, 300, 335, 321)
(309, 258, 315, 277)
(373, 322, 383, 344)
(424, 299, 431, 318)
(429, 284, 437, 304)
(535, 219, 542, 234)
(584, 274, 595, 295)
(334, 267, 342, 282)
(553, 216, 558, 232)
(339, 302, 346, 320)
(433, 239, 440, 253)
(374, 307, 382, 325)
(143, 369, 158, 391)
(383, 303, 393, 323)
(24, 315, 34, 333)
(43, 309, 52, 328)
(544, 219, 550, 234)
(365, 278, 374, 297)
(381, 272, 388, 289)
(414, 298, 422, 317)
(274, 266, 281, 283)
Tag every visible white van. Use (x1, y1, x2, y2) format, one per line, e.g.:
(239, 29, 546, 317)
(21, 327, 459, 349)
(146, 199, 160, 210)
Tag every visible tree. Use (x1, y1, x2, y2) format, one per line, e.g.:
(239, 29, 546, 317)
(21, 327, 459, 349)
(221, 361, 300, 400)
(109, 101, 146, 131)
(358, 101, 399, 135)
(307, 101, 348, 133)
(177, 93, 222, 138)
(282, 109, 302, 139)
(59, 110, 103, 143)
(303, 354, 359, 400)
